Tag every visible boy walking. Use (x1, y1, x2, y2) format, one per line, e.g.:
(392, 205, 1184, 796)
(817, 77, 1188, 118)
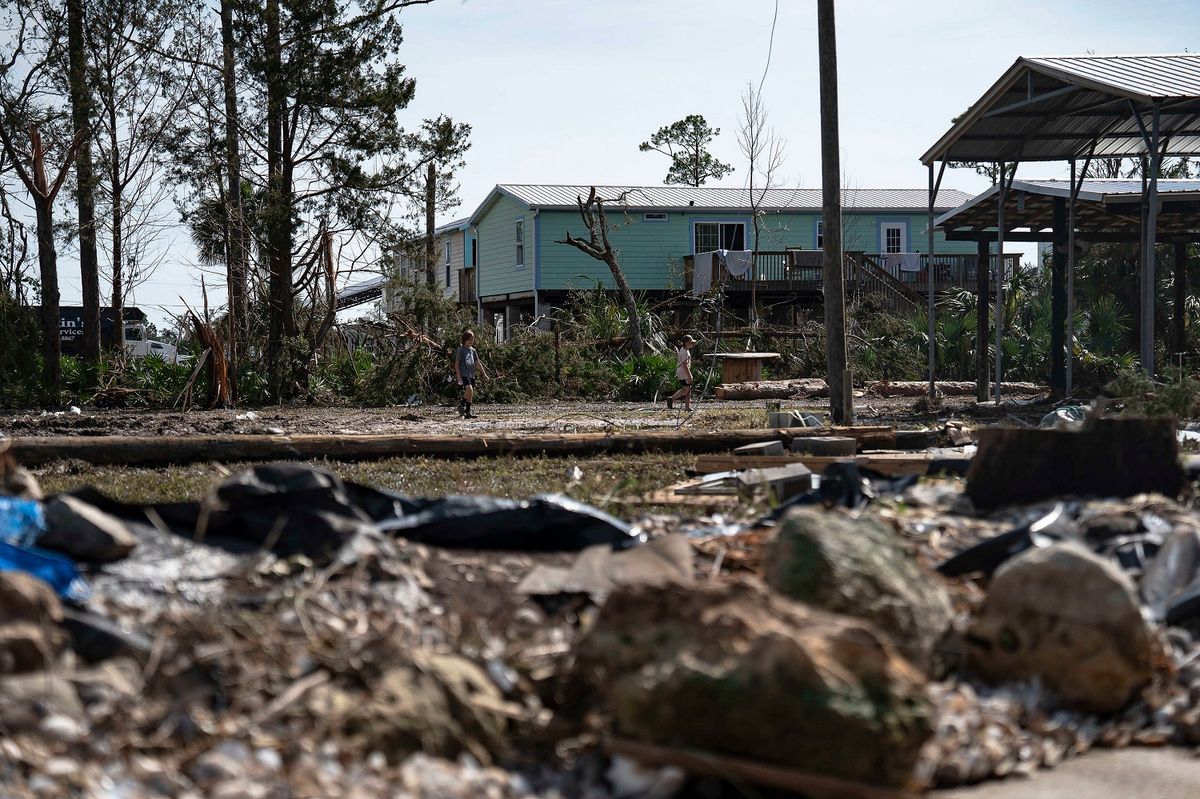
(455, 330, 488, 418)
(667, 334, 696, 412)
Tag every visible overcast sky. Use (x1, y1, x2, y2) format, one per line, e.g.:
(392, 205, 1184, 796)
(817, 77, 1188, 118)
(56, 0, 1200, 328)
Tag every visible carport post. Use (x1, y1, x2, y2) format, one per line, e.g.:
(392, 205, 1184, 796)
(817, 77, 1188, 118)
(927, 163, 936, 397)
(1141, 104, 1161, 376)
(1067, 159, 1077, 396)
(995, 163, 1006, 404)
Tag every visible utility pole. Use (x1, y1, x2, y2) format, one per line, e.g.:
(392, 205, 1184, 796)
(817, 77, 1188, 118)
(425, 162, 437, 286)
(818, 0, 850, 424)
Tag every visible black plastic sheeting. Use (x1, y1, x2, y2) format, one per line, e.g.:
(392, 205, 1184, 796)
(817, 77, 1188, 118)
(64, 464, 640, 562)
(937, 503, 1075, 578)
(757, 462, 920, 524)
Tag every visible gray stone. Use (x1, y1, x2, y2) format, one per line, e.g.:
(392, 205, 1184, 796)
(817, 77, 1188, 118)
(1, 464, 42, 499)
(40, 495, 137, 563)
(0, 672, 84, 730)
(0, 571, 64, 673)
(1141, 525, 1200, 618)
(790, 435, 857, 456)
(571, 579, 934, 788)
(765, 507, 954, 673)
(967, 543, 1158, 713)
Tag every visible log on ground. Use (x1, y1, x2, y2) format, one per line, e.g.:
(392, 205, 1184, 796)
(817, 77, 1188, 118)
(714, 379, 828, 400)
(8, 426, 896, 467)
(866, 381, 1043, 398)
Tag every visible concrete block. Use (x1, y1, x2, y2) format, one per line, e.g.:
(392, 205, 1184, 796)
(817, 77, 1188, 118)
(791, 436, 857, 457)
(734, 441, 786, 457)
(737, 463, 814, 502)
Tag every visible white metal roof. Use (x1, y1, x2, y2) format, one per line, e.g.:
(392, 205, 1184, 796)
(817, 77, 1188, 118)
(935, 178, 1200, 228)
(1027, 55, 1200, 100)
(484, 184, 972, 214)
(923, 54, 1200, 164)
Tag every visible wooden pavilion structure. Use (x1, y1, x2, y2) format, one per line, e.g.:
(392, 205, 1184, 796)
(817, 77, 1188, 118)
(920, 54, 1200, 401)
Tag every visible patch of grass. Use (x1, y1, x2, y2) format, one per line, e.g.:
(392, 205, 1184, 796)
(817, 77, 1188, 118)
(35, 453, 694, 521)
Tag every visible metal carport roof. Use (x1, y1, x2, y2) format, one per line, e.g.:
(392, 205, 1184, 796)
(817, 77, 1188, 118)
(922, 55, 1200, 164)
(934, 179, 1200, 241)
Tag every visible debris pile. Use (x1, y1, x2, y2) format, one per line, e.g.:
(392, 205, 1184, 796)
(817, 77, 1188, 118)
(0, 412, 1200, 795)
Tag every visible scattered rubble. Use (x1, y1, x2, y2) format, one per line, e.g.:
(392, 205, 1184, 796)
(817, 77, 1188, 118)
(1, 406, 1200, 795)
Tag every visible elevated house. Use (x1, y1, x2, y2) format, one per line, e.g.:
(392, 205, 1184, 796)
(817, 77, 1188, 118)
(464, 184, 1012, 331)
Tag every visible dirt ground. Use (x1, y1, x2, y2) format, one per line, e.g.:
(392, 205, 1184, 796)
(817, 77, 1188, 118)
(0, 394, 1053, 439)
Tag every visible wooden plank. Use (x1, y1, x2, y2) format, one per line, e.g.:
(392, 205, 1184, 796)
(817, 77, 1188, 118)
(696, 452, 934, 477)
(605, 738, 919, 799)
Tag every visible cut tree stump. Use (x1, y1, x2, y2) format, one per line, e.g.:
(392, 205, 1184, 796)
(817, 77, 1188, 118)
(966, 417, 1185, 510)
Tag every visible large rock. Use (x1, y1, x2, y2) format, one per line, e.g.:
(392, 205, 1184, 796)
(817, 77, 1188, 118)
(40, 495, 137, 563)
(764, 508, 954, 673)
(967, 543, 1158, 713)
(0, 571, 65, 673)
(571, 580, 934, 788)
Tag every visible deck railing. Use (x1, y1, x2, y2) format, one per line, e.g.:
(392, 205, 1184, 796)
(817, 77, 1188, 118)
(710, 251, 1019, 308)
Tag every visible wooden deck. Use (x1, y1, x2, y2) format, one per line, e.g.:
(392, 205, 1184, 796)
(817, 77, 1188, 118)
(690, 251, 1019, 314)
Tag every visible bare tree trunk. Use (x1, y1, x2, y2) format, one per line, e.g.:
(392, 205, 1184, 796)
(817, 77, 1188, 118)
(0, 125, 85, 396)
(107, 105, 123, 345)
(67, 0, 100, 361)
(265, 0, 294, 398)
(424, 161, 436, 286)
(34, 195, 60, 393)
(556, 188, 644, 356)
(817, 0, 850, 424)
(221, 0, 247, 400)
(30, 129, 63, 394)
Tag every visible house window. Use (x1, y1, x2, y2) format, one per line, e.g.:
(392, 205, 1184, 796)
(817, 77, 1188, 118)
(444, 241, 451, 286)
(881, 222, 906, 254)
(694, 222, 745, 253)
(816, 220, 823, 249)
(644, 212, 669, 222)
(470, 239, 477, 267)
(515, 219, 525, 267)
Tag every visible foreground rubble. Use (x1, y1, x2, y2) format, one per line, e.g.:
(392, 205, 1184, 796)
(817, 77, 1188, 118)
(1, 414, 1200, 796)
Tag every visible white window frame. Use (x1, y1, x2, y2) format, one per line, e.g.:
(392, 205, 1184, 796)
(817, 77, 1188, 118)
(880, 222, 906, 255)
(816, 219, 823, 249)
(643, 212, 669, 223)
(515, 218, 525, 268)
(693, 221, 747, 253)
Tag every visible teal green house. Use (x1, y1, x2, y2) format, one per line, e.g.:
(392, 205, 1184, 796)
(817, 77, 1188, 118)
(463, 184, 980, 325)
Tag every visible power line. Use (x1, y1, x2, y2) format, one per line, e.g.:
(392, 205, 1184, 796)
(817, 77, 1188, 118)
(758, 0, 780, 96)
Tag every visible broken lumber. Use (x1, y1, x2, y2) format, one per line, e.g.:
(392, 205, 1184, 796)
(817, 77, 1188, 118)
(714, 378, 828, 400)
(605, 738, 918, 799)
(695, 452, 936, 478)
(8, 427, 897, 467)
(866, 380, 1043, 398)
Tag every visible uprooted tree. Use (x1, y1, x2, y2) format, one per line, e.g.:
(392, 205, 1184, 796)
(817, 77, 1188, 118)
(556, 187, 644, 357)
